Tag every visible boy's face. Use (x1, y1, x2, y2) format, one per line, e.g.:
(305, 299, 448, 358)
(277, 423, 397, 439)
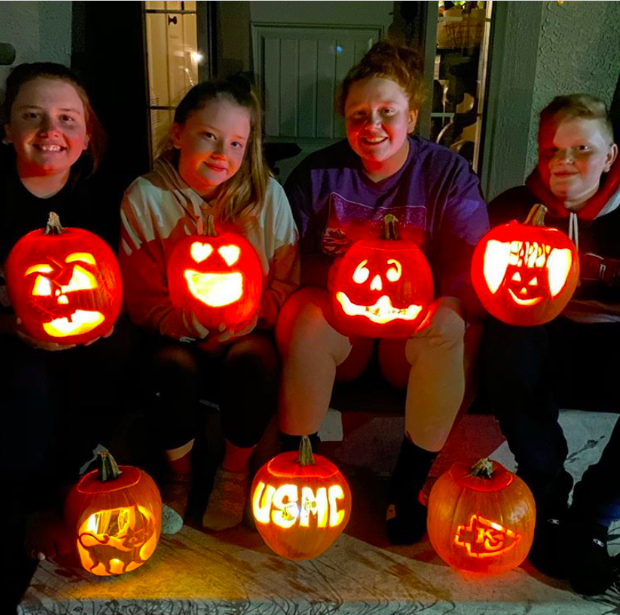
(538, 117, 617, 206)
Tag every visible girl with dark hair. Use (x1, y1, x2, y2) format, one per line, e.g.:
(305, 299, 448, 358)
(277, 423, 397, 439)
(120, 78, 299, 534)
(1, 62, 128, 561)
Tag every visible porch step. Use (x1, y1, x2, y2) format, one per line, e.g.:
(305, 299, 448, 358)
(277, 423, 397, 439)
(18, 411, 619, 614)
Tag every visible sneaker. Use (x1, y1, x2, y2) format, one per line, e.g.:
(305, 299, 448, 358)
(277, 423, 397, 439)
(202, 466, 249, 531)
(564, 521, 615, 595)
(160, 473, 192, 535)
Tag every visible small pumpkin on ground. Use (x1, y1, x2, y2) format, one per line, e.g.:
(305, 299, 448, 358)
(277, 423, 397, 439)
(64, 447, 162, 576)
(427, 458, 536, 574)
(251, 436, 351, 560)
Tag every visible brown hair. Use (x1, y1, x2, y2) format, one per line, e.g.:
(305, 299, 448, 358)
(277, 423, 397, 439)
(539, 94, 615, 144)
(337, 40, 426, 115)
(2, 62, 106, 172)
(170, 77, 270, 223)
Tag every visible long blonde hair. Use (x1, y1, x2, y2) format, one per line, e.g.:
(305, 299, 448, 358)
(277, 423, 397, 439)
(170, 78, 270, 223)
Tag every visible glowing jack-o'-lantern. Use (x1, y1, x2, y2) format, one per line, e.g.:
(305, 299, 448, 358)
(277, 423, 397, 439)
(251, 436, 351, 560)
(472, 204, 579, 326)
(427, 458, 536, 574)
(5, 212, 122, 345)
(64, 448, 162, 576)
(167, 215, 262, 331)
(329, 214, 433, 338)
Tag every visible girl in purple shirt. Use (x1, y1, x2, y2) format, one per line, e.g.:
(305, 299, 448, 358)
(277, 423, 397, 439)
(278, 41, 489, 544)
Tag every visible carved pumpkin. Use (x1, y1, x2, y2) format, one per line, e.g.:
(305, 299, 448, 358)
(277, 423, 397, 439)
(64, 448, 162, 576)
(427, 458, 536, 574)
(329, 214, 433, 338)
(5, 212, 122, 345)
(167, 215, 262, 331)
(472, 204, 579, 326)
(251, 436, 351, 560)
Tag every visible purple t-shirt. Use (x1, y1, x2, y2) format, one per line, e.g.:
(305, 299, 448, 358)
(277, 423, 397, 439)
(284, 135, 490, 320)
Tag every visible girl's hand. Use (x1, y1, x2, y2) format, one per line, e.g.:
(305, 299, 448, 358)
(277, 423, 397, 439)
(15, 318, 76, 352)
(197, 311, 259, 353)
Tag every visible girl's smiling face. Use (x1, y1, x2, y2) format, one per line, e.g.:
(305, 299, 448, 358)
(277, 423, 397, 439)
(344, 76, 417, 180)
(172, 96, 251, 198)
(5, 77, 89, 179)
(538, 117, 617, 207)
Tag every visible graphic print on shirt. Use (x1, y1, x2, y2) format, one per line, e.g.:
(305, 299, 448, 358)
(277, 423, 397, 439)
(321, 193, 427, 258)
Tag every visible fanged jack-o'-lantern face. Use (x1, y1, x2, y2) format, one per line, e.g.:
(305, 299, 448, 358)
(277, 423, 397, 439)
(27, 252, 105, 337)
(184, 241, 244, 307)
(77, 505, 158, 576)
(336, 258, 423, 324)
(482, 240, 573, 306)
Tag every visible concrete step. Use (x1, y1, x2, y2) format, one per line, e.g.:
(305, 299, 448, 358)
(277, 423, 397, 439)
(18, 411, 620, 614)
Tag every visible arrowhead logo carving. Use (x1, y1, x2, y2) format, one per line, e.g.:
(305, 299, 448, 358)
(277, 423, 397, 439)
(454, 514, 521, 558)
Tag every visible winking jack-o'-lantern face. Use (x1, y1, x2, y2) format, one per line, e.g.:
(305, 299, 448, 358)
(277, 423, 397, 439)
(167, 216, 263, 331)
(472, 204, 579, 326)
(5, 212, 122, 345)
(329, 215, 434, 338)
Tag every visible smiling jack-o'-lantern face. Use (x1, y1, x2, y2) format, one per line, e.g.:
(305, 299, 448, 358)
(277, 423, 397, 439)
(329, 215, 433, 338)
(472, 204, 579, 326)
(167, 219, 263, 331)
(5, 213, 122, 345)
(64, 449, 162, 577)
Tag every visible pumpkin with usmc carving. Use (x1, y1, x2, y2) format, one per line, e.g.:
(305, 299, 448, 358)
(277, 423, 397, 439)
(251, 436, 351, 560)
(64, 448, 162, 576)
(5, 212, 122, 345)
(471, 204, 579, 326)
(167, 215, 262, 331)
(427, 458, 536, 574)
(329, 214, 433, 338)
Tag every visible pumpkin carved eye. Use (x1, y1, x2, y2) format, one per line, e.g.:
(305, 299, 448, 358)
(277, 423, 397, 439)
(63, 265, 99, 293)
(190, 242, 213, 263)
(352, 260, 370, 284)
(386, 259, 402, 282)
(218, 245, 240, 266)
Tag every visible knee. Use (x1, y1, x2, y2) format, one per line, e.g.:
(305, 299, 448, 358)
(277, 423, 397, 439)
(154, 345, 198, 375)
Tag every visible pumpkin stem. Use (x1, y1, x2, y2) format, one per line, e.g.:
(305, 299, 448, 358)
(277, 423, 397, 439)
(45, 212, 65, 235)
(296, 435, 316, 466)
(97, 447, 122, 482)
(382, 214, 400, 241)
(524, 203, 548, 227)
(204, 214, 217, 237)
(470, 458, 494, 479)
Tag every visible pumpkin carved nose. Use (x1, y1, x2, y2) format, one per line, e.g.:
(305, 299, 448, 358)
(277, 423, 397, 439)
(370, 274, 382, 291)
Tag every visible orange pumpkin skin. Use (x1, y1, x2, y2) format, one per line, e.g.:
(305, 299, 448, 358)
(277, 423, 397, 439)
(329, 215, 433, 338)
(427, 459, 536, 574)
(65, 452, 162, 576)
(471, 204, 579, 326)
(5, 213, 122, 345)
(167, 221, 262, 331)
(251, 438, 351, 560)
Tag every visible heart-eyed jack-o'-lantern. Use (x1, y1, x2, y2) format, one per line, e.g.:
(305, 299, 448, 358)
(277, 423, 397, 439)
(329, 214, 434, 338)
(251, 436, 351, 560)
(427, 458, 536, 574)
(64, 447, 162, 576)
(167, 215, 262, 331)
(5, 212, 122, 345)
(472, 204, 579, 326)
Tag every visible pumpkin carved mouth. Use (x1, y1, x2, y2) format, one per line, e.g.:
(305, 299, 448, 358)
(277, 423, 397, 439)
(184, 270, 243, 307)
(506, 290, 543, 306)
(43, 310, 105, 337)
(335, 291, 423, 324)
